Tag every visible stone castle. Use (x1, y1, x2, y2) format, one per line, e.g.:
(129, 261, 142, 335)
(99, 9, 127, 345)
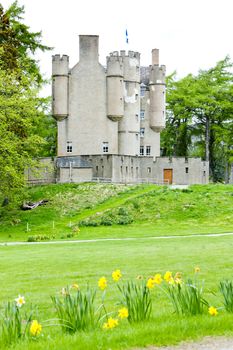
(27, 35, 208, 185)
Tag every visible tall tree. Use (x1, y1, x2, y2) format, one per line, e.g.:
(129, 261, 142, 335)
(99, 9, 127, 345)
(162, 57, 233, 181)
(0, 1, 54, 202)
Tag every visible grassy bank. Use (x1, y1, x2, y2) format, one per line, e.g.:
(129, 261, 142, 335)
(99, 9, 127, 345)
(0, 183, 233, 242)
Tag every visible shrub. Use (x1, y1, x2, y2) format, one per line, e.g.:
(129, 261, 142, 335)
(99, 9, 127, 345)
(219, 280, 233, 313)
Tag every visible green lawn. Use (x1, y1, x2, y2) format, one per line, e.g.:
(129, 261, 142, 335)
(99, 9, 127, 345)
(1, 234, 233, 349)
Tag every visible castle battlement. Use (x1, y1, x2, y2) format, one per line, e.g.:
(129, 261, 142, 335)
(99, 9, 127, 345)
(108, 50, 140, 60)
(52, 54, 69, 62)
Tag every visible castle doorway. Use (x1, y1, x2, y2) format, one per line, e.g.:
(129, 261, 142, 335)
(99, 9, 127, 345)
(163, 169, 173, 184)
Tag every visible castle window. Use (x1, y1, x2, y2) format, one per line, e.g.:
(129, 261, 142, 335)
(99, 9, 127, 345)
(140, 146, 144, 156)
(140, 111, 145, 120)
(146, 146, 151, 156)
(140, 86, 146, 97)
(67, 141, 72, 153)
(147, 167, 151, 174)
(140, 128, 145, 138)
(136, 133, 138, 140)
(185, 167, 189, 174)
(102, 142, 109, 153)
(135, 114, 139, 122)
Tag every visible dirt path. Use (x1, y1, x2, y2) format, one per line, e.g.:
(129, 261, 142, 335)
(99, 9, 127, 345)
(133, 336, 233, 350)
(0, 231, 233, 246)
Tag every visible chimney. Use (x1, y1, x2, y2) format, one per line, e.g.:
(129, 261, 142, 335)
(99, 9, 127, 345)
(79, 35, 99, 62)
(152, 49, 159, 65)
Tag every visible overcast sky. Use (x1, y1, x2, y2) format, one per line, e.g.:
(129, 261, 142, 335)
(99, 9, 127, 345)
(2, 0, 233, 95)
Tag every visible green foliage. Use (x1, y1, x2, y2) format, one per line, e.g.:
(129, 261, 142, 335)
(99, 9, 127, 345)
(166, 278, 209, 316)
(51, 287, 98, 333)
(118, 280, 152, 323)
(219, 280, 233, 313)
(0, 2, 55, 200)
(0, 1, 51, 82)
(162, 58, 233, 182)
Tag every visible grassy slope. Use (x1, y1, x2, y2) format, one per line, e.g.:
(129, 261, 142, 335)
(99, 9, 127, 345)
(0, 235, 233, 349)
(0, 183, 233, 242)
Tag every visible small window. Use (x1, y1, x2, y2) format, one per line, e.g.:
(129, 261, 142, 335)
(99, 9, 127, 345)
(135, 114, 139, 122)
(140, 86, 146, 97)
(147, 167, 151, 174)
(67, 141, 72, 153)
(120, 166, 123, 175)
(140, 146, 144, 156)
(102, 142, 109, 153)
(203, 171, 206, 176)
(131, 167, 133, 176)
(146, 146, 151, 156)
(136, 133, 138, 140)
(126, 166, 128, 174)
(140, 111, 145, 120)
(140, 128, 145, 138)
(96, 166, 98, 172)
(185, 167, 189, 174)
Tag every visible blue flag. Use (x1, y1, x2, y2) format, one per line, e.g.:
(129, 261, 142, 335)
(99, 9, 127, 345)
(125, 29, 129, 44)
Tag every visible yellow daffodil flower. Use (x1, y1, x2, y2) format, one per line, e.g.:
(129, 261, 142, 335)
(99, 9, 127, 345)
(112, 269, 122, 282)
(146, 277, 155, 289)
(98, 277, 107, 290)
(30, 320, 42, 336)
(71, 283, 79, 290)
(103, 317, 118, 329)
(208, 306, 218, 316)
(164, 271, 173, 282)
(118, 307, 129, 319)
(154, 273, 162, 284)
(194, 266, 200, 273)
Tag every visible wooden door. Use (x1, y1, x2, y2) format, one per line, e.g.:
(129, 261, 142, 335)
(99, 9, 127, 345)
(163, 169, 173, 184)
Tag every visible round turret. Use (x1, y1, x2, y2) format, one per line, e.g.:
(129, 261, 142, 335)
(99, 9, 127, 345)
(106, 52, 124, 121)
(52, 55, 69, 121)
(149, 58, 166, 132)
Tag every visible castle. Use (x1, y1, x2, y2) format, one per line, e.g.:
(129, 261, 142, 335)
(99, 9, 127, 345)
(28, 35, 208, 185)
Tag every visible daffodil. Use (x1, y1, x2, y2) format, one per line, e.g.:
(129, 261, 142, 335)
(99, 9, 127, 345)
(112, 269, 122, 282)
(15, 295, 25, 308)
(175, 277, 182, 285)
(146, 277, 155, 289)
(164, 271, 173, 282)
(71, 283, 79, 290)
(136, 275, 143, 280)
(118, 307, 128, 319)
(103, 317, 118, 329)
(98, 277, 107, 290)
(154, 273, 162, 284)
(194, 266, 200, 273)
(208, 306, 218, 316)
(30, 320, 42, 336)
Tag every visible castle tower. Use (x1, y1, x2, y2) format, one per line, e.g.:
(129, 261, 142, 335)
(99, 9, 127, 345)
(118, 50, 141, 155)
(52, 55, 69, 120)
(106, 52, 124, 121)
(149, 49, 166, 132)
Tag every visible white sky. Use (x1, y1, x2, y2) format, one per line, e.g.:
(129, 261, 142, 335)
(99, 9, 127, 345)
(2, 0, 233, 95)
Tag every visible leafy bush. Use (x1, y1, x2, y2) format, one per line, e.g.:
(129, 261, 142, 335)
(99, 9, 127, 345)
(219, 280, 233, 313)
(27, 234, 54, 242)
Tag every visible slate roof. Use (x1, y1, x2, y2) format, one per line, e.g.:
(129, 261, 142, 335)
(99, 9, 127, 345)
(56, 156, 92, 168)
